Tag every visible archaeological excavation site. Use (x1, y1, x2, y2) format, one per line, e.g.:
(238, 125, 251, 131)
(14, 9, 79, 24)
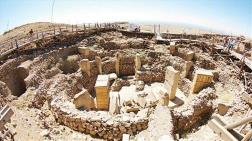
(0, 23, 252, 141)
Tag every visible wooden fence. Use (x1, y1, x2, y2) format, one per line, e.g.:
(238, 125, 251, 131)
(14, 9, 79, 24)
(0, 23, 119, 61)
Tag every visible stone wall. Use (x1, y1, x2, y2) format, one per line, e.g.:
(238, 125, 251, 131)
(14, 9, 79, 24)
(24, 46, 77, 88)
(50, 97, 149, 140)
(135, 71, 164, 83)
(195, 53, 216, 70)
(172, 88, 217, 133)
(102, 60, 116, 74)
(0, 28, 115, 63)
(101, 38, 149, 50)
(119, 56, 135, 76)
(25, 28, 115, 51)
(0, 57, 28, 81)
(0, 57, 29, 96)
(119, 30, 154, 39)
(0, 81, 12, 107)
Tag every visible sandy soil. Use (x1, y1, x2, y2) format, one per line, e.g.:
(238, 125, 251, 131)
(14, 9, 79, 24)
(0, 22, 70, 44)
(6, 88, 102, 141)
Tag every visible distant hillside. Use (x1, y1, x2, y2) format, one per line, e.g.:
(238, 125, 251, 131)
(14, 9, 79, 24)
(0, 22, 70, 44)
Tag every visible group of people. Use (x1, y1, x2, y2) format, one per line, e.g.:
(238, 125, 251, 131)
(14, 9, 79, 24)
(223, 36, 237, 51)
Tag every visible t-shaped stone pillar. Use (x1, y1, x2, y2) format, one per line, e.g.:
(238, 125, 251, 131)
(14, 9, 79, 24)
(164, 66, 180, 100)
(135, 53, 141, 72)
(79, 59, 91, 76)
(169, 45, 178, 55)
(115, 53, 121, 76)
(191, 69, 213, 94)
(78, 47, 90, 58)
(182, 61, 193, 78)
(95, 56, 102, 74)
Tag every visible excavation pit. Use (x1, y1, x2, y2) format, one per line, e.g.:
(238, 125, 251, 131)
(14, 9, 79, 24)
(0, 28, 251, 141)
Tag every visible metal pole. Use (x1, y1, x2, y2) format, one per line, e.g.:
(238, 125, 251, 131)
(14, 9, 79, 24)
(154, 24, 156, 33)
(50, 0, 55, 23)
(158, 24, 160, 33)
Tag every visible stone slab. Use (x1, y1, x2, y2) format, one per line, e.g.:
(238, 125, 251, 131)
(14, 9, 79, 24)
(109, 92, 120, 115)
(191, 69, 213, 93)
(168, 89, 186, 108)
(164, 66, 180, 100)
(73, 89, 95, 110)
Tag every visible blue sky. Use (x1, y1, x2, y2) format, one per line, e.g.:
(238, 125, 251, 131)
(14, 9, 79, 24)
(0, 0, 251, 37)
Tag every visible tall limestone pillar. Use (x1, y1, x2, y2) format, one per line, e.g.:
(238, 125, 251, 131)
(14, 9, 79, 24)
(79, 59, 91, 76)
(115, 53, 121, 76)
(135, 53, 141, 72)
(164, 66, 180, 100)
(95, 56, 102, 74)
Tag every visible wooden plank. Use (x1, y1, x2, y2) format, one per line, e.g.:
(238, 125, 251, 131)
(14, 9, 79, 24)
(208, 117, 238, 141)
(215, 44, 252, 70)
(0, 105, 14, 131)
(241, 129, 252, 141)
(0, 128, 10, 140)
(242, 93, 252, 105)
(224, 116, 252, 130)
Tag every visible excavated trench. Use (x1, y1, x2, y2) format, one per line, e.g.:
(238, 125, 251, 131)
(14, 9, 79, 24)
(6, 67, 27, 97)
(0, 30, 250, 140)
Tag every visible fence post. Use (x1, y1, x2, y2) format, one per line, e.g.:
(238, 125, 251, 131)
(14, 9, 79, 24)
(72, 25, 74, 32)
(42, 32, 44, 38)
(154, 24, 156, 33)
(83, 23, 86, 30)
(15, 39, 18, 49)
(76, 24, 78, 33)
(59, 27, 62, 34)
(54, 27, 56, 35)
(36, 32, 39, 39)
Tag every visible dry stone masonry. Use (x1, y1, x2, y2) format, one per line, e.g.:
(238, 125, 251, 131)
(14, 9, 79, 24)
(51, 97, 149, 140)
(1, 28, 243, 141)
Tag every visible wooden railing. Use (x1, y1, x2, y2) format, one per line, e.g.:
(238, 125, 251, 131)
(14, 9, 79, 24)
(0, 23, 119, 61)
